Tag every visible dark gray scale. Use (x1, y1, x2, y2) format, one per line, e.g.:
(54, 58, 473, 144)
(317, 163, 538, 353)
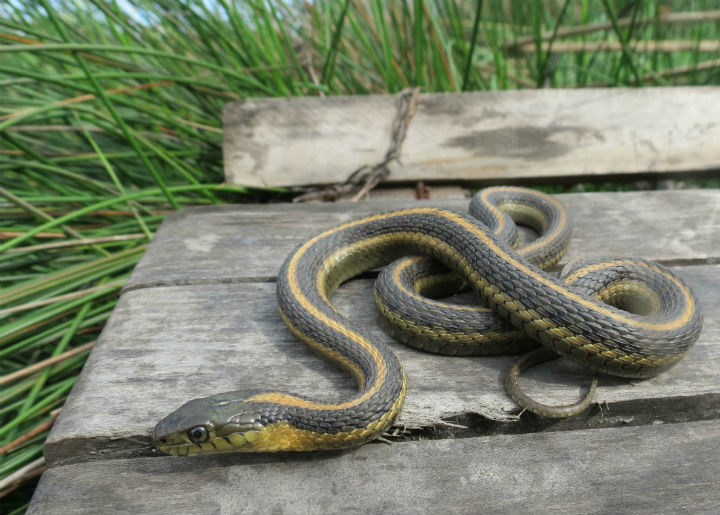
(559, 257, 703, 359)
(375, 257, 536, 355)
(274, 225, 408, 435)
(376, 188, 571, 357)
(372, 209, 700, 378)
(470, 186, 571, 267)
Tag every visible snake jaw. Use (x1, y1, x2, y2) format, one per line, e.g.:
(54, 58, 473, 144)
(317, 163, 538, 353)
(151, 413, 217, 455)
(152, 392, 270, 455)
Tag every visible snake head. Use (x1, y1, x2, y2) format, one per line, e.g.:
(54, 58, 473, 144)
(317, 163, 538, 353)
(152, 391, 265, 456)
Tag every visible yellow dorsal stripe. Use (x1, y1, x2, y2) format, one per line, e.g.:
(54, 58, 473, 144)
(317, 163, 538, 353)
(436, 210, 695, 331)
(479, 187, 568, 255)
(479, 188, 507, 235)
(513, 191, 567, 254)
(250, 212, 429, 411)
(392, 256, 489, 313)
(264, 207, 695, 412)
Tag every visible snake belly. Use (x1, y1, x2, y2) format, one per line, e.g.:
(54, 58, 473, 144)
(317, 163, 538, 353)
(152, 187, 702, 456)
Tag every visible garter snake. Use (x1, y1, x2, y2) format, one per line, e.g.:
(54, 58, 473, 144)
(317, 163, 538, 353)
(152, 187, 702, 456)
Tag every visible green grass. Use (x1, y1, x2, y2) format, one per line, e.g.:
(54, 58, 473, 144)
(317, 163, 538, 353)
(1, 0, 720, 512)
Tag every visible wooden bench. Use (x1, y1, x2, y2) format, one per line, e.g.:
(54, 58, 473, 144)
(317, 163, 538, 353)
(27, 89, 720, 514)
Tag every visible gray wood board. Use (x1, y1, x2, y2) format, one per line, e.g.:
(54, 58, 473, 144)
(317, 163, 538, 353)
(223, 87, 720, 188)
(342, 184, 468, 201)
(29, 421, 720, 515)
(44, 263, 719, 466)
(125, 189, 720, 291)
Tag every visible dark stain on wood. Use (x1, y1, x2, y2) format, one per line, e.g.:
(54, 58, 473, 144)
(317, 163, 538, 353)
(444, 126, 604, 161)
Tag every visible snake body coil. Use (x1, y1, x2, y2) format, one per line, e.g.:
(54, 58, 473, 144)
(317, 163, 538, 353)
(152, 187, 702, 456)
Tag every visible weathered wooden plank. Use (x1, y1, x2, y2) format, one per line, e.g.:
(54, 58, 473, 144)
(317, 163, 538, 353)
(125, 189, 720, 290)
(223, 88, 720, 188)
(44, 263, 719, 466)
(340, 185, 468, 202)
(29, 421, 720, 515)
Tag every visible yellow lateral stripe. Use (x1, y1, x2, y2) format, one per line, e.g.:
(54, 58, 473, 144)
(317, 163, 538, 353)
(437, 210, 696, 331)
(267, 206, 694, 412)
(388, 186, 568, 313)
(480, 187, 507, 234)
(565, 260, 678, 285)
(384, 208, 693, 331)
(479, 187, 568, 255)
(250, 301, 383, 410)
(512, 191, 567, 254)
(375, 293, 510, 342)
(249, 212, 431, 411)
(319, 207, 694, 332)
(277, 308, 366, 389)
(391, 256, 490, 312)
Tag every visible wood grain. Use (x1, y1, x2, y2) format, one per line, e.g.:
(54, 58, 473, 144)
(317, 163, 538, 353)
(29, 421, 720, 515)
(223, 88, 720, 188)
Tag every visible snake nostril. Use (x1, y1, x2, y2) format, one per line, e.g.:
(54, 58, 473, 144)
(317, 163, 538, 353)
(152, 423, 169, 445)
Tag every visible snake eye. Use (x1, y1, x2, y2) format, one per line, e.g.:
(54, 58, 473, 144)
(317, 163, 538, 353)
(188, 426, 209, 443)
